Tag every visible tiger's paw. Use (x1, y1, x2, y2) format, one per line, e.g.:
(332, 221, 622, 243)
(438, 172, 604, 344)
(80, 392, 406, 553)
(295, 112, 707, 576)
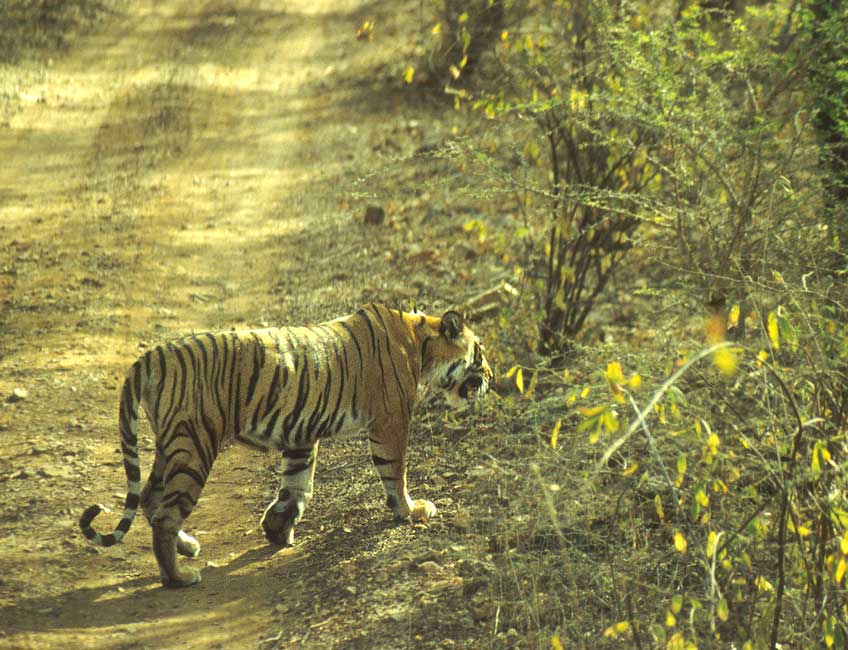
(260, 491, 303, 547)
(161, 565, 202, 588)
(177, 531, 201, 558)
(410, 499, 437, 522)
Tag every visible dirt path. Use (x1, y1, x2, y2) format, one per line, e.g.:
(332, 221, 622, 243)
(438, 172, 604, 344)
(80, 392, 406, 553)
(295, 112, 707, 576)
(0, 2, 489, 649)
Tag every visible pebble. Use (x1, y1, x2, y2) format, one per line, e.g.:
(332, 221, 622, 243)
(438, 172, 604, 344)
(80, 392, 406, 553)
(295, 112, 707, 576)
(7, 388, 28, 403)
(415, 560, 441, 576)
(363, 205, 385, 225)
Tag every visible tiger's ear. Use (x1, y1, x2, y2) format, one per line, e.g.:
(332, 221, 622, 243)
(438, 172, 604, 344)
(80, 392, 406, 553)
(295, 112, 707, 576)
(439, 310, 464, 339)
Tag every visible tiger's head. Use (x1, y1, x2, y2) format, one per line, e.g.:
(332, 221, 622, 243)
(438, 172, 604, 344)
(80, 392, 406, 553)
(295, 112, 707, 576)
(421, 310, 492, 407)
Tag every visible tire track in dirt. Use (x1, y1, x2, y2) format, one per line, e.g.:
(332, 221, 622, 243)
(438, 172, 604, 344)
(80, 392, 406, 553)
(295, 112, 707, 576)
(0, 2, 401, 649)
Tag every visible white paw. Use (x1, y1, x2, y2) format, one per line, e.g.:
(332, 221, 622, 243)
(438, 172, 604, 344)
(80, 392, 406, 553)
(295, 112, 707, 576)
(410, 499, 437, 521)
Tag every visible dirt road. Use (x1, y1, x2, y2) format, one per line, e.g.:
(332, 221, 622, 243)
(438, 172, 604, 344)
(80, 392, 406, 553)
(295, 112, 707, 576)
(0, 2, 489, 648)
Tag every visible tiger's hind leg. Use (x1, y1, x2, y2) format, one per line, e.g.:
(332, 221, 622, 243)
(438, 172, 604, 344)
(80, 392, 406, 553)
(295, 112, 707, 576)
(151, 427, 216, 588)
(261, 443, 319, 546)
(140, 445, 200, 558)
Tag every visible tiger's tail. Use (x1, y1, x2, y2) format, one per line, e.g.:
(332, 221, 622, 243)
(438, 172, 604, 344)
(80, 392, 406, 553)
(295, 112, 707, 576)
(79, 359, 145, 547)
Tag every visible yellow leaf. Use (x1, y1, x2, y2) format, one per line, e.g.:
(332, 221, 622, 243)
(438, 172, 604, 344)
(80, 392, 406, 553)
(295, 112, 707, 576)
(674, 532, 688, 554)
(696, 489, 709, 508)
(606, 361, 625, 384)
(655, 495, 665, 522)
(666, 611, 677, 628)
(713, 347, 738, 376)
(504, 365, 518, 379)
(606, 362, 626, 402)
(551, 419, 562, 449)
(551, 635, 563, 650)
(756, 349, 768, 367)
(622, 462, 638, 477)
(717, 598, 729, 622)
(836, 556, 847, 584)
(727, 303, 740, 329)
(458, 12, 469, 23)
(841, 531, 848, 555)
(580, 385, 591, 398)
(577, 404, 605, 417)
(356, 20, 375, 41)
(706, 531, 717, 557)
(628, 373, 641, 389)
(449, 64, 461, 80)
(768, 311, 780, 350)
(707, 433, 720, 455)
(671, 594, 683, 614)
(431, 22, 442, 35)
(713, 479, 728, 494)
(604, 621, 631, 638)
(755, 575, 774, 592)
(602, 409, 620, 433)
(501, 30, 509, 42)
(515, 368, 524, 394)
(403, 66, 415, 84)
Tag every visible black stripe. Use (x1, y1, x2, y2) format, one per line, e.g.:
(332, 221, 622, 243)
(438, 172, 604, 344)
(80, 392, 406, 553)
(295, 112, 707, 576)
(264, 407, 282, 440)
(282, 461, 312, 476)
(360, 309, 379, 352)
(318, 342, 346, 438)
(184, 419, 213, 476)
(285, 448, 314, 460)
(282, 365, 311, 444)
(165, 466, 207, 488)
(123, 456, 141, 483)
(372, 307, 411, 416)
(172, 344, 189, 415)
(132, 358, 143, 403)
(246, 335, 264, 407)
(225, 334, 239, 433)
(160, 346, 181, 435)
(371, 454, 393, 466)
(206, 334, 228, 431)
(338, 322, 364, 366)
(153, 346, 167, 423)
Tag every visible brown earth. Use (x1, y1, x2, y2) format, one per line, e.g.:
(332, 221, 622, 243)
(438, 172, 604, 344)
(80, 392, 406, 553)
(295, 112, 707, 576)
(0, 2, 501, 648)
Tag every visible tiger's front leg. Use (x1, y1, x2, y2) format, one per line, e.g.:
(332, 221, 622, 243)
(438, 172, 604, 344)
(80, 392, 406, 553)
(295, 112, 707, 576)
(260, 443, 319, 546)
(369, 425, 436, 522)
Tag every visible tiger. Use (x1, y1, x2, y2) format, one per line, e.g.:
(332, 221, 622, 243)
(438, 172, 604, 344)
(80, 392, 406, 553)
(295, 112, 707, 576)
(79, 303, 492, 588)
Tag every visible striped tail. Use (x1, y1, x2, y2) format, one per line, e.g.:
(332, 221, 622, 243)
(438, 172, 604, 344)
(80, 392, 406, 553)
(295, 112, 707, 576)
(79, 359, 144, 547)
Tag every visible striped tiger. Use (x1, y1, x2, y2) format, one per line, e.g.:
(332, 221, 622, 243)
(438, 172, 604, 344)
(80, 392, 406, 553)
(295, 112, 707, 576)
(79, 304, 492, 587)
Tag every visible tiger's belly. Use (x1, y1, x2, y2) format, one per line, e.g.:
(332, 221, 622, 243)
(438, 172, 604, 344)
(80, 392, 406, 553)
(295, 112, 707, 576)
(237, 409, 370, 450)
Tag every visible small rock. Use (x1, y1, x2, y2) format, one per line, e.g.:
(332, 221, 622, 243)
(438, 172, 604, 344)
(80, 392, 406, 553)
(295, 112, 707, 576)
(468, 593, 495, 621)
(451, 509, 473, 533)
(7, 388, 28, 403)
(415, 560, 442, 576)
(363, 205, 385, 225)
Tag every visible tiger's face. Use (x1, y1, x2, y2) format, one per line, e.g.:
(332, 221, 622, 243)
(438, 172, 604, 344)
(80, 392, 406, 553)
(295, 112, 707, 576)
(422, 311, 493, 407)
